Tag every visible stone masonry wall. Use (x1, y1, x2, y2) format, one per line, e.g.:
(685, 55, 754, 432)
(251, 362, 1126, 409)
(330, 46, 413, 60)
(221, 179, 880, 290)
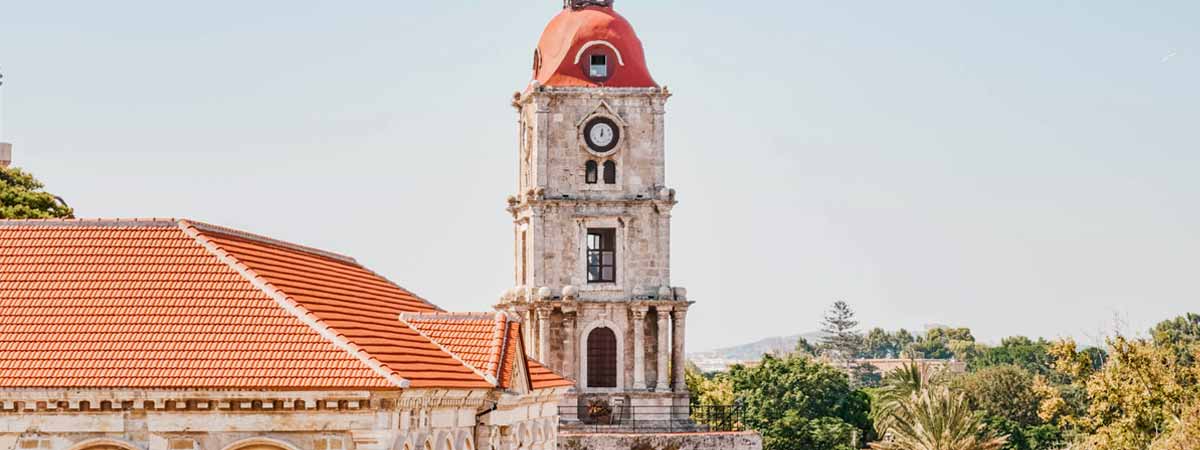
(558, 432, 762, 450)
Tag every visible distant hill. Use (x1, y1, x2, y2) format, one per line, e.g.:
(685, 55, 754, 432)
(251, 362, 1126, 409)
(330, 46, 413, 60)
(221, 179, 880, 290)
(689, 331, 826, 371)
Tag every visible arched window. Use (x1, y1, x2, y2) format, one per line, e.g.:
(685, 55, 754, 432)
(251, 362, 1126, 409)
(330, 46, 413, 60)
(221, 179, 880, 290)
(585, 160, 598, 184)
(587, 327, 618, 387)
(603, 161, 616, 184)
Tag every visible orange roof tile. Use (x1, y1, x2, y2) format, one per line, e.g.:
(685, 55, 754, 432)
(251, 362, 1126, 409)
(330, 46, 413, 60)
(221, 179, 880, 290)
(401, 312, 572, 391)
(528, 358, 574, 390)
(0, 219, 566, 391)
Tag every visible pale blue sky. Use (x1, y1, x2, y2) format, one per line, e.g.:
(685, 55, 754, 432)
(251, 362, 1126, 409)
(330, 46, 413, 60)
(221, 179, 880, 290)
(1, 1, 1197, 352)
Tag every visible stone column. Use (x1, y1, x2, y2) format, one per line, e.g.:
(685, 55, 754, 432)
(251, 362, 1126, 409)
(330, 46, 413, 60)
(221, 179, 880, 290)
(672, 306, 688, 391)
(514, 304, 533, 355)
(536, 307, 551, 363)
(656, 306, 671, 392)
(562, 304, 578, 383)
(631, 305, 648, 390)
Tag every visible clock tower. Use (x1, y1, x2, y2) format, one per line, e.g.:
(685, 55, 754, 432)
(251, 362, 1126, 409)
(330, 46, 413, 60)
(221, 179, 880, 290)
(498, 1, 692, 421)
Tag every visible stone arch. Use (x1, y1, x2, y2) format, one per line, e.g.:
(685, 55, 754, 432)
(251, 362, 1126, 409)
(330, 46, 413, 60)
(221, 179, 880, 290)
(578, 318, 625, 391)
(222, 438, 302, 450)
(572, 41, 626, 66)
(69, 438, 141, 450)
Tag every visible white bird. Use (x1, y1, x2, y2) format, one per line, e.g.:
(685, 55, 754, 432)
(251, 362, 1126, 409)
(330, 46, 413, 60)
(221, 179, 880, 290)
(1161, 50, 1178, 63)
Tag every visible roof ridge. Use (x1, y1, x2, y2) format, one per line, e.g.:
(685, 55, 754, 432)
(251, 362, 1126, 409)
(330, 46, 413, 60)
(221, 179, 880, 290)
(489, 312, 511, 383)
(192, 220, 442, 313)
(186, 220, 358, 265)
(0, 218, 179, 228)
(399, 313, 500, 387)
(177, 219, 410, 389)
(402, 312, 501, 321)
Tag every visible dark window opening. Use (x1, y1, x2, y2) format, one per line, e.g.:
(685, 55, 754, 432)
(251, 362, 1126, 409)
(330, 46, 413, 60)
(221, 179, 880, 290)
(603, 160, 616, 184)
(589, 54, 608, 79)
(585, 160, 598, 184)
(587, 228, 616, 283)
(587, 327, 618, 388)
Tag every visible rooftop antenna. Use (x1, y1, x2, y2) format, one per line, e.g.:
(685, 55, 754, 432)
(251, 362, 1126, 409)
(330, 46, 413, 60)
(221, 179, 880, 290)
(0, 68, 11, 167)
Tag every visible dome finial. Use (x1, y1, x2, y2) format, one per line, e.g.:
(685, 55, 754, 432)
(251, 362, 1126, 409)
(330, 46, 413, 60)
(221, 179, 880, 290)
(565, 0, 612, 9)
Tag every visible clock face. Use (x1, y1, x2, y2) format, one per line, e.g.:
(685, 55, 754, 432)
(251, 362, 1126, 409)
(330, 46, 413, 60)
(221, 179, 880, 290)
(590, 123, 614, 147)
(583, 117, 620, 153)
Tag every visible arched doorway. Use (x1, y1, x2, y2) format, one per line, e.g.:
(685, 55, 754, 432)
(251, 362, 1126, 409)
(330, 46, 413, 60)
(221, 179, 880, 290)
(587, 327, 618, 388)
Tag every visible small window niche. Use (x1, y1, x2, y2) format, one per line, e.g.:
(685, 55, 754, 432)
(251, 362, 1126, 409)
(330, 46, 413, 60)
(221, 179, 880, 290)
(585, 160, 598, 184)
(589, 54, 609, 80)
(603, 160, 616, 185)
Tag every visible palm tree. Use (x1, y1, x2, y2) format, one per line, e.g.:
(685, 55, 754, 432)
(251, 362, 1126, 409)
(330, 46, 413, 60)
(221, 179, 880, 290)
(870, 386, 1007, 450)
(872, 361, 940, 436)
(870, 362, 1008, 450)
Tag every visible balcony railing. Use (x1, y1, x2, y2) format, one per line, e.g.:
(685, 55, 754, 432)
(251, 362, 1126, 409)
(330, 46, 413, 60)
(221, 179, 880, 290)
(559, 404, 749, 433)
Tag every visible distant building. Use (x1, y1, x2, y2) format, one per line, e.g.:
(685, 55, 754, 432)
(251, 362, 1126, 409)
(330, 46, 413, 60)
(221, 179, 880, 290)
(0, 142, 12, 167)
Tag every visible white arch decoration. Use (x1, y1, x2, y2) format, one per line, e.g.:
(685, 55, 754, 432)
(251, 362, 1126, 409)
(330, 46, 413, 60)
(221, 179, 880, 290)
(69, 438, 141, 450)
(220, 438, 303, 450)
(579, 318, 626, 391)
(573, 40, 626, 66)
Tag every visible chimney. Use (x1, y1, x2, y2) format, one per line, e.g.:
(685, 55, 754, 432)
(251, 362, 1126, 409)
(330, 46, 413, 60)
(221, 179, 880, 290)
(0, 142, 10, 168)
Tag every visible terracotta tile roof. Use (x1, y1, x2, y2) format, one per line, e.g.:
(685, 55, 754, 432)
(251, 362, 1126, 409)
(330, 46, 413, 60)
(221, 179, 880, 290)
(0, 218, 566, 391)
(528, 358, 574, 390)
(400, 312, 570, 390)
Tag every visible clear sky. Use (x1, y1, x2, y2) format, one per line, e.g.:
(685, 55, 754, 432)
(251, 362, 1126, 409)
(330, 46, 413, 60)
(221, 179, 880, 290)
(1, 1, 1197, 352)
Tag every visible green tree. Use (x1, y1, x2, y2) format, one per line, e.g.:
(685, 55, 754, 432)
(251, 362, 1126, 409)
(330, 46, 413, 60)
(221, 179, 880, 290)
(903, 327, 975, 360)
(952, 365, 1042, 426)
(1151, 399, 1200, 450)
(796, 337, 820, 357)
(729, 354, 873, 450)
(821, 300, 864, 361)
(952, 365, 1067, 450)
(863, 328, 897, 359)
(871, 361, 946, 436)
(1062, 336, 1198, 449)
(969, 336, 1055, 377)
(686, 362, 733, 408)
(1151, 313, 1200, 365)
(870, 385, 1008, 450)
(0, 166, 74, 219)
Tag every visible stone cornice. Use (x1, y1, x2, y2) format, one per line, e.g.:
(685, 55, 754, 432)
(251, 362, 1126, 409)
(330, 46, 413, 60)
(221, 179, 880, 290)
(0, 389, 396, 414)
(507, 197, 676, 219)
(515, 85, 670, 107)
(0, 388, 497, 414)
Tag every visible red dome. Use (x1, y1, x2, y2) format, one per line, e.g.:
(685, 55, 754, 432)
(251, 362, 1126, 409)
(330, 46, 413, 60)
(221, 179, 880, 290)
(532, 6, 657, 88)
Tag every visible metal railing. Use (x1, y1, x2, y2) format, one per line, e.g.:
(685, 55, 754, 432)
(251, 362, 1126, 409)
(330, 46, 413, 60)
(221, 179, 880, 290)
(559, 404, 748, 433)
